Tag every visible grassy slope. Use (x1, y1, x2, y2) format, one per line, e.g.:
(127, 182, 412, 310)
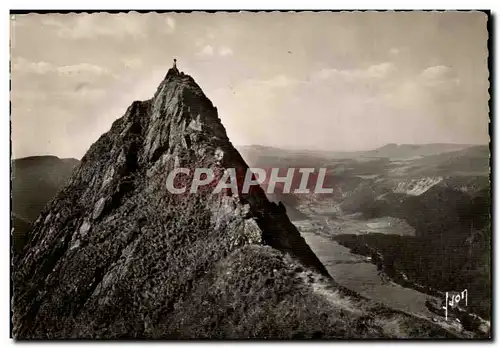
(162, 245, 458, 339)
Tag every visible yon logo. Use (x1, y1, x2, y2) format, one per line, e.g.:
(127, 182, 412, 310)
(442, 289, 468, 321)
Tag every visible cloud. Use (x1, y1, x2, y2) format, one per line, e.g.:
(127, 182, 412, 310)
(382, 65, 463, 109)
(198, 45, 214, 56)
(306, 62, 463, 119)
(420, 65, 460, 86)
(121, 58, 143, 69)
(57, 63, 109, 76)
(389, 47, 400, 56)
(11, 58, 109, 76)
(312, 62, 396, 82)
(195, 37, 233, 57)
(421, 65, 451, 79)
(164, 16, 176, 33)
(60, 88, 108, 100)
(11, 58, 53, 74)
(199, 45, 234, 57)
(194, 38, 204, 48)
(40, 14, 149, 40)
(237, 75, 299, 92)
(260, 75, 297, 88)
(213, 74, 298, 111)
(418, 65, 461, 102)
(11, 84, 108, 104)
(219, 46, 234, 57)
(367, 62, 396, 78)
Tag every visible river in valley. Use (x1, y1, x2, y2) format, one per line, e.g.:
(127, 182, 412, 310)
(299, 230, 438, 317)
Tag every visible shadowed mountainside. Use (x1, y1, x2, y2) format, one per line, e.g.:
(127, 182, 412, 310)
(11, 156, 79, 252)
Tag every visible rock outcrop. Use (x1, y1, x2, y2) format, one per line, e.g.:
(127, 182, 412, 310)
(13, 68, 462, 339)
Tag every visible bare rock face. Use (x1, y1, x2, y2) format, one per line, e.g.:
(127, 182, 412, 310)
(12, 68, 331, 338)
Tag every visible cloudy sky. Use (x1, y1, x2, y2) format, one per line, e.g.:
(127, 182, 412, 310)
(11, 11, 489, 159)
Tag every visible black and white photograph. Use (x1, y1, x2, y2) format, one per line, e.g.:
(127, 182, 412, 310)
(9, 10, 492, 340)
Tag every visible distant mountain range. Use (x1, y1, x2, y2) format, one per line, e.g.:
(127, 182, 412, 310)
(238, 143, 489, 162)
(239, 142, 491, 324)
(361, 143, 485, 159)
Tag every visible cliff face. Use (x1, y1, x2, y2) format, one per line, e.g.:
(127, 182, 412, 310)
(12, 68, 330, 338)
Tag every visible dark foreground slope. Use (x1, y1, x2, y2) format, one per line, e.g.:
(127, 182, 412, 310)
(13, 69, 460, 339)
(12, 156, 80, 222)
(11, 156, 79, 252)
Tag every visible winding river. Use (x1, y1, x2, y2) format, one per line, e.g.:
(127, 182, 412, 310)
(300, 230, 438, 317)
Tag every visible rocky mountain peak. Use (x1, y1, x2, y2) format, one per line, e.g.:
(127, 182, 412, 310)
(13, 68, 331, 338)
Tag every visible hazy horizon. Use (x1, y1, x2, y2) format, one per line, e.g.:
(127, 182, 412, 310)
(11, 141, 489, 161)
(11, 12, 489, 159)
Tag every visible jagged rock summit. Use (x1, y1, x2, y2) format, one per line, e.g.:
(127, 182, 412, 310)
(13, 68, 458, 339)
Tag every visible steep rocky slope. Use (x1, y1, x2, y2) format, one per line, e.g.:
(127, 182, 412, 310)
(13, 68, 460, 339)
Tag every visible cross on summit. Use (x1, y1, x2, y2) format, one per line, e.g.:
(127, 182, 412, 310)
(166, 58, 182, 77)
(174, 57, 182, 72)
